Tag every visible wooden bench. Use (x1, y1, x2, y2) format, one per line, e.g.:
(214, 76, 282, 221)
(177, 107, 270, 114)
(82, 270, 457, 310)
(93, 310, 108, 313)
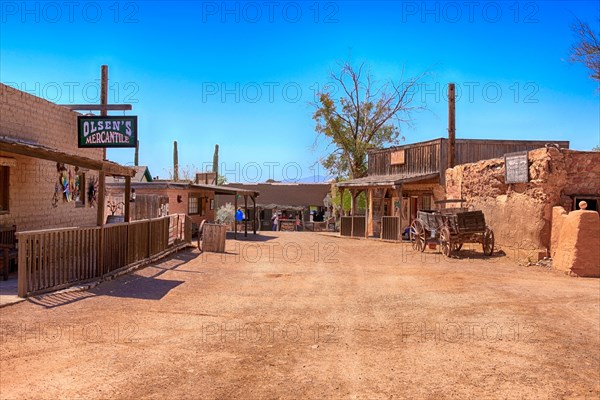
(0, 225, 17, 281)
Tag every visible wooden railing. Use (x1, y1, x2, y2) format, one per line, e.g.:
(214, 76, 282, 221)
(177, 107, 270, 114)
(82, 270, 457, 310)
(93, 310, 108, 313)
(381, 216, 400, 241)
(340, 216, 366, 238)
(16, 214, 191, 297)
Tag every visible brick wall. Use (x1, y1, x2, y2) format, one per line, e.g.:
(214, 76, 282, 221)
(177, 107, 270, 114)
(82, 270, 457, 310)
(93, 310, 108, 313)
(0, 83, 102, 231)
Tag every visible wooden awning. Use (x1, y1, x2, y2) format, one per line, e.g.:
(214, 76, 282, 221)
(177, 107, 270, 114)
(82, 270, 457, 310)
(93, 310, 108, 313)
(337, 172, 440, 190)
(0, 136, 135, 177)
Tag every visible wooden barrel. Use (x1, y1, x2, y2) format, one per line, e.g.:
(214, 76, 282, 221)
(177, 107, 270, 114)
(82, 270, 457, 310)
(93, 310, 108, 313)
(202, 223, 228, 253)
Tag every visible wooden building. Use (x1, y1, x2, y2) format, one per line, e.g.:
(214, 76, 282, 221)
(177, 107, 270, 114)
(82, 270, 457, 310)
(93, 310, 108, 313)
(338, 138, 570, 240)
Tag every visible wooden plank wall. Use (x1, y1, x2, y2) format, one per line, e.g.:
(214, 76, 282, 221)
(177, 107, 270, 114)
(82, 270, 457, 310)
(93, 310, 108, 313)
(368, 140, 442, 177)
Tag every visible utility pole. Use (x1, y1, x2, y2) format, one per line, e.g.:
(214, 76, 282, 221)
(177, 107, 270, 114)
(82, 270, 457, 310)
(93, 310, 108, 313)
(448, 83, 456, 169)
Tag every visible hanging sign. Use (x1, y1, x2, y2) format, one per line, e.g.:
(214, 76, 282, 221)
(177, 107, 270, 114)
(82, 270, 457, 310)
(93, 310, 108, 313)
(78, 116, 137, 148)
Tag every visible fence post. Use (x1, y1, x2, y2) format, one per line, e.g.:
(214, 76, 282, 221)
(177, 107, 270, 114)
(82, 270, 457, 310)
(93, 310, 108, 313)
(98, 226, 105, 276)
(17, 234, 27, 297)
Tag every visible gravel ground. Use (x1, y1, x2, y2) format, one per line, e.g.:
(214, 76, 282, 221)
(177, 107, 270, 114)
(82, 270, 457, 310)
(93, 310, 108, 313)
(1, 232, 599, 399)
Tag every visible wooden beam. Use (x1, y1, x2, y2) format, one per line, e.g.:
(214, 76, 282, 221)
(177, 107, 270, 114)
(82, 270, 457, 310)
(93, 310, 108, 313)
(448, 82, 456, 168)
(101, 65, 108, 160)
(252, 196, 257, 235)
(244, 194, 248, 238)
(124, 176, 131, 222)
(97, 172, 105, 226)
(234, 194, 238, 240)
(367, 188, 373, 238)
(59, 104, 133, 111)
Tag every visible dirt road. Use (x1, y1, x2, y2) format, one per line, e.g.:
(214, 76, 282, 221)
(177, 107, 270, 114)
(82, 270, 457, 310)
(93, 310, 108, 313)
(1, 232, 599, 399)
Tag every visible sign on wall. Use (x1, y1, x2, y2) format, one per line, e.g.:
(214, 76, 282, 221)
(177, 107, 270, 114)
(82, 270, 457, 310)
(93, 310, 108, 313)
(504, 151, 529, 184)
(391, 150, 405, 165)
(78, 116, 137, 148)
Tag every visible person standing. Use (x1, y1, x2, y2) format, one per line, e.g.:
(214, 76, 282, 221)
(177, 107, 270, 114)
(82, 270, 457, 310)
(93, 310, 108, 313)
(236, 207, 244, 231)
(271, 210, 279, 231)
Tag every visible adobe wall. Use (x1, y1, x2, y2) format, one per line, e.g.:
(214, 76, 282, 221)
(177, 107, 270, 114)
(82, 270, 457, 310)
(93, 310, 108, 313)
(445, 148, 600, 261)
(551, 208, 600, 277)
(0, 84, 102, 231)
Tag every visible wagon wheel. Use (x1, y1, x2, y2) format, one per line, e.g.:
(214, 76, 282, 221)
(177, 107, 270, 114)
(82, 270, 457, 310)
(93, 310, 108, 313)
(197, 220, 207, 250)
(440, 226, 452, 257)
(482, 227, 495, 256)
(410, 219, 426, 252)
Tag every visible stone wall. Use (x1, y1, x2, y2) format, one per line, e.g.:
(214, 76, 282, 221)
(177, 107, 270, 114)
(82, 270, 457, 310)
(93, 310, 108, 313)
(0, 83, 102, 231)
(446, 148, 600, 260)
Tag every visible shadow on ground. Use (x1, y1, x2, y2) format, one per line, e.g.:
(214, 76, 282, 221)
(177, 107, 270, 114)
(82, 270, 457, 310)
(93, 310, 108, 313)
(26, 248, 199, 309)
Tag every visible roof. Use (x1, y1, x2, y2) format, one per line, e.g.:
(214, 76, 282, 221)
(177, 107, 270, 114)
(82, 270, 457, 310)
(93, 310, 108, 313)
(107, 166, 153, 183)
(337, 173, 440, 189)
(108, 181, 259, 197)
(0, 135, 135, 177)
(221, 182, 331, 208)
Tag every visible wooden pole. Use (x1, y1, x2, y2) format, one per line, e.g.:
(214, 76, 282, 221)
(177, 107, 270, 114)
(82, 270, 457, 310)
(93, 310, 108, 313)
(234, 194, 238, 240)
(100, 65, 108, 160)
(397, 184, 403, 241)
(252, 196, 257, 234)
(244, 194, 248, 237)
(448, 83, 456, 169)
(134, 140, 139, 166)
(366, 189, 372, 238)
(124, 176, 131, 222)
(97, 172, 105, 226)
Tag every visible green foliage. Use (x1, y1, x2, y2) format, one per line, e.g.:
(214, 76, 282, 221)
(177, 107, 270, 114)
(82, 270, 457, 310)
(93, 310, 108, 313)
(313, 62, 423, 179)
(592, 145, 600, 152)
(216, 202, 234, 224)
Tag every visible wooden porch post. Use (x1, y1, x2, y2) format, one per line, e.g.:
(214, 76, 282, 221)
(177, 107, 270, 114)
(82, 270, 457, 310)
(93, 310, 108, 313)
(252, 195, 257, 235)
(234, 194, 238, 240)
(97, 171, 105, 226)
(350, 189, 356, 237)
(244, 194, 248, 237)
(397, 184, 403, 241)
(124, 176, 131, 222)
(367, 188, 373, 238)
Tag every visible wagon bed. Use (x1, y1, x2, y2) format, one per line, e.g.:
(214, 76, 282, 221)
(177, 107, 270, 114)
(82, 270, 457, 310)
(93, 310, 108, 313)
(410, 209, 494, 257)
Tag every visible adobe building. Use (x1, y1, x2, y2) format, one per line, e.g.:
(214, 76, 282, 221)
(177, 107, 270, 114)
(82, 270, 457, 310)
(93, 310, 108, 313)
(446, 147, 600, 266)
(0, 83, 134, 231)
(337, 138, 568, 239)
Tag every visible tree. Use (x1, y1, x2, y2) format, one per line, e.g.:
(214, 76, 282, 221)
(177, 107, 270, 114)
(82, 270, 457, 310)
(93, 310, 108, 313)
(570, 17, 600, 81)
(312, 62, 423, 179)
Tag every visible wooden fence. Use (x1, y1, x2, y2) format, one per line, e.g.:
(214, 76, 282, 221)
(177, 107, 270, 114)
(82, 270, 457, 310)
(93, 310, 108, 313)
(16, 214, 191, 297)
(340, 216, 366, 238)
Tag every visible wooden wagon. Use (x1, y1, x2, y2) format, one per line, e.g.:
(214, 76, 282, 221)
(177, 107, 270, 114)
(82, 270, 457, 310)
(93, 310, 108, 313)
(410, 209, 494, 257)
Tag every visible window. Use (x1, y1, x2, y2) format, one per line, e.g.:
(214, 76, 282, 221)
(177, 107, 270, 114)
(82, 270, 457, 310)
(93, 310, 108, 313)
(188, 196, 199, 215)
(0, 166, 8, 213)
(189, 196, 207, 216)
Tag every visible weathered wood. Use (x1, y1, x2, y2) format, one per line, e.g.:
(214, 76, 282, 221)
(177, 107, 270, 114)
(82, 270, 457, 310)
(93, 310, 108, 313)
(60, 104, 133, 111)
(15, 215, 192, 297)
(448, 83, 456, 168)
(202, 223, 227, 253)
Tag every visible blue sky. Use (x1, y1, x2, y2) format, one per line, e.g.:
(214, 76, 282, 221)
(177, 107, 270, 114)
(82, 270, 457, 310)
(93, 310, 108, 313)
(1, 0, 599, 182)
